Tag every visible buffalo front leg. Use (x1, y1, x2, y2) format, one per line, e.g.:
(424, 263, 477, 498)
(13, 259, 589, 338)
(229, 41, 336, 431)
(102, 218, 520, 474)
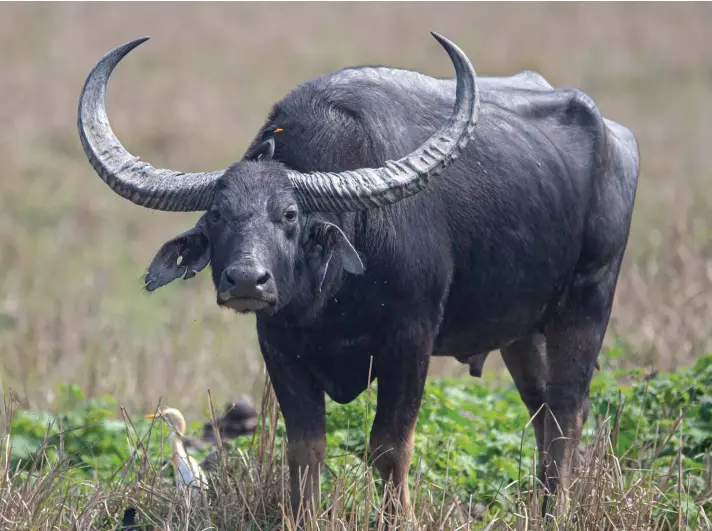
(369, 333, 431, 524)
(287, 420, 326, 521)
(259, 335, 326, 522)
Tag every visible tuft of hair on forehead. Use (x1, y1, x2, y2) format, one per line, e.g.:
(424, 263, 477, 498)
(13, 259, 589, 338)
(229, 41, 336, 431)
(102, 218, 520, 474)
(212, 160, 296, 214)
(217, 160, 293, 194)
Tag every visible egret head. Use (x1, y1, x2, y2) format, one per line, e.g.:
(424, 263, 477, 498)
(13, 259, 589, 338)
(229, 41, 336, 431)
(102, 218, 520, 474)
(145, 407, 187, 436)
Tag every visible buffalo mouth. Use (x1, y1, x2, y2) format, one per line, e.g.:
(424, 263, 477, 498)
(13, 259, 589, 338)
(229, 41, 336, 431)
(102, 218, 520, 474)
(217, 293, 276, 313)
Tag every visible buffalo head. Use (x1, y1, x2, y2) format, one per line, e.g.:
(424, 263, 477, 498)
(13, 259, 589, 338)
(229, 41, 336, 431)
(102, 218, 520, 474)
(77, 33, 480, 316)
(142, 160, 366, 315)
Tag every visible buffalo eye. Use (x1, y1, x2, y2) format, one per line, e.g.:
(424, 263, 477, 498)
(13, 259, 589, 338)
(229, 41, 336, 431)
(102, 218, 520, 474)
(209, 209, 221, 223)
(283, 208, 298, 223)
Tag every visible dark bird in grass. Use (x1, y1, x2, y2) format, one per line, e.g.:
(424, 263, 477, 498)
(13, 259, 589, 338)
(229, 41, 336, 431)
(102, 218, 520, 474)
(181, 395, 259, 453)
(201, 395, 259, 441)
(190, 395, 260, 473)
(118, 506, 139, 530)
(117, 506, 157, 531)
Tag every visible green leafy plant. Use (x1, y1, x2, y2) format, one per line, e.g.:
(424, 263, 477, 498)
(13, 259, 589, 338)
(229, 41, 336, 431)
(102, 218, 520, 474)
(6, 352, 712, 528)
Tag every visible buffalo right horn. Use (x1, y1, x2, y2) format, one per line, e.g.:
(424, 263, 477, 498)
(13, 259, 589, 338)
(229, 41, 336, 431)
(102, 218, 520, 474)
(286, 32, 480, 213)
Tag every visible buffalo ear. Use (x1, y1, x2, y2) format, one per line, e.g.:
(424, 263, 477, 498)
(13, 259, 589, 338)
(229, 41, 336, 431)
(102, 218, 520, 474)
(312, 221, 365, 275)
(144, 217, 211, 292)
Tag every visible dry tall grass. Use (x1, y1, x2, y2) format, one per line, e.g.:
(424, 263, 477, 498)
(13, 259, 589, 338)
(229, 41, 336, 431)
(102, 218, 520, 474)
(0, 3, 710, 415)
(2, 381, 710, 531)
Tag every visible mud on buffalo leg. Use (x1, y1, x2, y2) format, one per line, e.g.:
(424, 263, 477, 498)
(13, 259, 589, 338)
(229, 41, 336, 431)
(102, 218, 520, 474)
(369, 329, 432, 524)
(539, 259, 623, 516)
(259, 338, 326, 522)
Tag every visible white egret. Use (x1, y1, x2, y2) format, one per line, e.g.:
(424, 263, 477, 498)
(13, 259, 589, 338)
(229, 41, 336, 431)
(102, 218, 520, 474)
(145, 407, 208, 501)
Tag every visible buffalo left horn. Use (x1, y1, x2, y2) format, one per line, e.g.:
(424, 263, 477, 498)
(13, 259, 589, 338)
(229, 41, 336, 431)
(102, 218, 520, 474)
(77, 37, 223, 212)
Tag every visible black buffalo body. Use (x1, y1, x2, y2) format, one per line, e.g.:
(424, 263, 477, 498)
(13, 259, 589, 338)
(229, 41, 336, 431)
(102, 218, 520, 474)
(78, 34, 639, 521)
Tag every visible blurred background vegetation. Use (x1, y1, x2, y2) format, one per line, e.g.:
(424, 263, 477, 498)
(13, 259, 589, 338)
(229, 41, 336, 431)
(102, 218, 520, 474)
(0, 3, 710, 418)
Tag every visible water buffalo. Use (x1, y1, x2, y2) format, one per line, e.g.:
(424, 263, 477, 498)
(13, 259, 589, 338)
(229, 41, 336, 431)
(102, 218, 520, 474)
(77, 33, 639, 520)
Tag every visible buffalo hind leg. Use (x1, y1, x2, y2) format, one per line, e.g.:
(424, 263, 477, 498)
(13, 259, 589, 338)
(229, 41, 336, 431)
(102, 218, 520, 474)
(539, 263, 622, 516)
(500, 334, 548, 480)
(501, 332, 579, 517)
(370, 334, 431, 526)
(538, 319, 598, 516)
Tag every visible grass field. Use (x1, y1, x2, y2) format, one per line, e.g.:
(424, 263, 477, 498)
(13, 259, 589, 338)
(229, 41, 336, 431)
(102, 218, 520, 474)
(0, 3, 711, 528)
(5, 355, 712, 529)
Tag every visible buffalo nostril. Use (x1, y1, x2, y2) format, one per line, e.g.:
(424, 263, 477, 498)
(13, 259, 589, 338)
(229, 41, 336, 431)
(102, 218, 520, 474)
(255, 271, 271, 286)
(225, 269, 238, 287)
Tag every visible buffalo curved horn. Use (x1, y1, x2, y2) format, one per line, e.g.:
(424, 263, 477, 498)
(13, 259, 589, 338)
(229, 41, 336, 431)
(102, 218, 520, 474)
(286, 32, 480, 213)
(77, 37, 223, 211)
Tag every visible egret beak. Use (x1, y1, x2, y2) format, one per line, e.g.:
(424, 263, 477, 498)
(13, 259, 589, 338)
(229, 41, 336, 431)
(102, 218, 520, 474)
(145, 413, 158, 419)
